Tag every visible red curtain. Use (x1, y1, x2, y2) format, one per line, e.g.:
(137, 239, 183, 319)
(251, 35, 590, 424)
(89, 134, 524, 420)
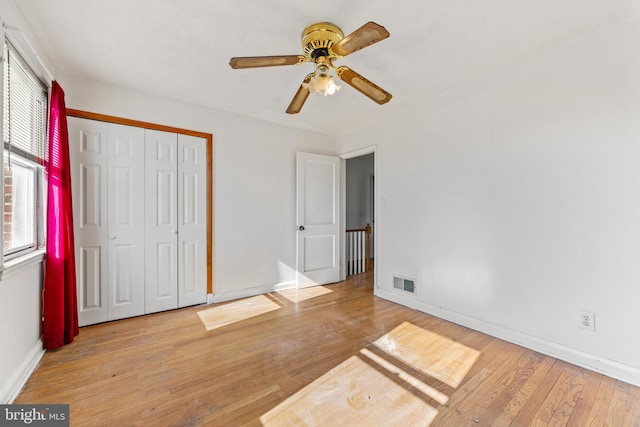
(42, 81, 78, 350)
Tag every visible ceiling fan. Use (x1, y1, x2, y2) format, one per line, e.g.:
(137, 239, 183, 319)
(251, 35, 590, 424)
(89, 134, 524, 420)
(229, 21, 392, 114)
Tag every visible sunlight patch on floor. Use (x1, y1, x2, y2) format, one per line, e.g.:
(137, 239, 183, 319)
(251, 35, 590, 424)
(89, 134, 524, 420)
(197, 295, 281, 331)
(373, 321, 480, 388)
(260, 355, 438, 426)
(260, 321, 482, 425)
(359, 348, 449, 405)
(274, 285, 332, 303)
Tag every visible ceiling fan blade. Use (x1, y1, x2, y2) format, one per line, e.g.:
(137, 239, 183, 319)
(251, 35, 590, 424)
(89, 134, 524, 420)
(330, 22, 390, 57)
(335, 66, 392, 105)
(229, 55, 304, 69)
(286, 75, 313, 114)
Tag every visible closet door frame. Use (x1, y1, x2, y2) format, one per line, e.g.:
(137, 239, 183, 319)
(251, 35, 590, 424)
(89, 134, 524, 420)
(67, 109, 214, 299)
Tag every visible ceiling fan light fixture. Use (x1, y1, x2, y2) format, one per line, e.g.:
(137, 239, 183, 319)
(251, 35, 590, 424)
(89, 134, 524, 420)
(325, 77, 341, 95)
(302, 55, 341, 96)
(303, 73, 341, 96)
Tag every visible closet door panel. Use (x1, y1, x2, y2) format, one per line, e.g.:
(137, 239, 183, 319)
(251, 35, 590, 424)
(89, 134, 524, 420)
(107, 124, 146, 321)
(145, 129, 179, 313)
(68, 117, 109, 326)
(177, 134, 207, 307)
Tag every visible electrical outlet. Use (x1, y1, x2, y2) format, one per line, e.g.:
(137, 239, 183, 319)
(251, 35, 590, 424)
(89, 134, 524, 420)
(578, 310, 595, 331)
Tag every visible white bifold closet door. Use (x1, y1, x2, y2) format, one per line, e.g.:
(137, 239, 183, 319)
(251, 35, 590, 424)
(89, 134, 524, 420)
(176, 134, 207, 308)
(69, 117, 207, 326)
(144, 129, 179, 313)
(144, 131, 207, 311)
(68, 119, 145, 323)
(68, 118, 109, 326)
(107, 124, 146, 321)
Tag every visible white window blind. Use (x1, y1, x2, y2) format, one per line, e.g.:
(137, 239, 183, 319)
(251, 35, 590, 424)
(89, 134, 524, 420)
(3, 40, 47, 163)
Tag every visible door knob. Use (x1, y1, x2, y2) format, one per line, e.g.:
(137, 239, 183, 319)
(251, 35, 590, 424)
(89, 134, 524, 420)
(297, 225, 305, 231)
(108, 235, 116, 240)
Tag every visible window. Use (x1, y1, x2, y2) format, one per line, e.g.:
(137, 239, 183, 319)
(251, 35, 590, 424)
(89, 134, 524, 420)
(2, 38, 47, 261)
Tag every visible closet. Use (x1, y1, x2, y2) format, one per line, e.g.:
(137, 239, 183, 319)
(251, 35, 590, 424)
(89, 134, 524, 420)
(68, 116, 208, 326)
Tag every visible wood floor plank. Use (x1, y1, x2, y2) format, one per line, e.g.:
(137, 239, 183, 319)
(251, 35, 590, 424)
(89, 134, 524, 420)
(490, 353, 557, 427)
(14, 270, 640, 426)
(628, 379, 640, 425)
(434, 340, 528, 425)
(565, 368, 604, 426)
(538, 363, 587, 425)
(508, 360, 567, 426)
(605, 380, 634, 426)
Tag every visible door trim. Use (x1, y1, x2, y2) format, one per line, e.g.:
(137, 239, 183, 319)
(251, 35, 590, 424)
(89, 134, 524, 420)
(67, 109, 214, 295)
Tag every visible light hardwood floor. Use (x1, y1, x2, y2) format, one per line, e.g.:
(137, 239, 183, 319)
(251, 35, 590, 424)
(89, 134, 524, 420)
(16, 271, 640, 426)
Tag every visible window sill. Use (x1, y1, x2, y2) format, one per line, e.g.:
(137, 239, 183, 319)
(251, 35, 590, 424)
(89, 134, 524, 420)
(0, 249, 46, 281)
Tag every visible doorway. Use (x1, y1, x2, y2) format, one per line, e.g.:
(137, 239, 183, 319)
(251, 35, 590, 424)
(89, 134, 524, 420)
(341, 147, 376, 287)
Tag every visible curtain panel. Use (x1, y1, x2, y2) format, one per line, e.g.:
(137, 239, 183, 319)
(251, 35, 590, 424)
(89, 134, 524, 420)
(42, 81, 79, 350)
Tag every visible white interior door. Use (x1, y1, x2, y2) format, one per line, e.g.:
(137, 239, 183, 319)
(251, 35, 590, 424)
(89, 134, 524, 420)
(177, 134, 207, 307)
(296, 152, 341, 288)
(68, 117, 109, 326)
(145, 129, 179, 313)
(107, 124, 146, 321)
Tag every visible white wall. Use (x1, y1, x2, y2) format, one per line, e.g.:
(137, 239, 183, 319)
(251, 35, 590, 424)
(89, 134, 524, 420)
(346, 154, 375, 257)
(0, 264, 44, 403)
(346, 154, 374, 230)
(56, 73, 337, 301)
(338, 17, 640, 384)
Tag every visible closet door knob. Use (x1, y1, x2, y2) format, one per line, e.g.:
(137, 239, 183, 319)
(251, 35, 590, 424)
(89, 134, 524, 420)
(108, 235, 116, 240)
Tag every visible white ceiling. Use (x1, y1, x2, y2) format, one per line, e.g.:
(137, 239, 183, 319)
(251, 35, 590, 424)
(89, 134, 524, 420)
(14, 0, 640, 136)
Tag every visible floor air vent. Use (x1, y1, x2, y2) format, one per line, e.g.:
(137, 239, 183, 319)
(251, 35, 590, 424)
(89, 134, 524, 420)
(393, 276, 416, 294)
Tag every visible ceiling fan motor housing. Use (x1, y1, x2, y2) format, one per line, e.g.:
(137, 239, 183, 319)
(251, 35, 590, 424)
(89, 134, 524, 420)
(301, 22, 344, 61)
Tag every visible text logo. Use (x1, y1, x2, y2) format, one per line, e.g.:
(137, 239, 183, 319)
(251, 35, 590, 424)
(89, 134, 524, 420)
(0, 405, 69, 426)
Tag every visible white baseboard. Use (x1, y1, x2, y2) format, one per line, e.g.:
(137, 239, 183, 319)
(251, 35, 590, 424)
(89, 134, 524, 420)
(0, 340, 45, 404)
(210, 281, 297, 304)
(375, 288, 640, 388)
